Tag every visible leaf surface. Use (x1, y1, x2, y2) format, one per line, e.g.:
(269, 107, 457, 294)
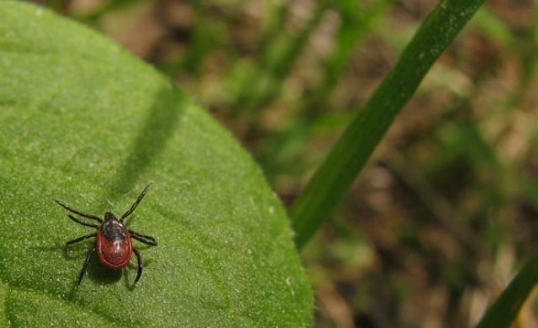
(0, 2, 312, 327)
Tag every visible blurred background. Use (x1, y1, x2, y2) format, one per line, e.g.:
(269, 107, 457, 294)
(32, 0, 538, 327)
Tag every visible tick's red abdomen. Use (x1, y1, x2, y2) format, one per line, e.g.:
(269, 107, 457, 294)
(96, 216, 132, 269)
(96, 235, 132, 269)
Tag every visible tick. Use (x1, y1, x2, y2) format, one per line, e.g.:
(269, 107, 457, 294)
(55, 184, 157, 286)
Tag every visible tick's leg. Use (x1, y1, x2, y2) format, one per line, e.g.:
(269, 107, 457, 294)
(133, 248, 143, 283)
(77, 247, 95, 286)
(55, 200, 103, 223)
(120, 183, 152, 222)
(66, 233, 97, 246)
(129, 230, 157, 246)
(67, 215, 99, 229)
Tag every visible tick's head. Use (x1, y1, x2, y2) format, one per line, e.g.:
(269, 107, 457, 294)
(101, 215, 127, 242)
(104, 211, 119, 222)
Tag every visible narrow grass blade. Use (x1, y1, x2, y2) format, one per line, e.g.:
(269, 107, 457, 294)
(290, 0, 485, 248)
(475, 252, 538, 328)
(231, 1, 330, 117)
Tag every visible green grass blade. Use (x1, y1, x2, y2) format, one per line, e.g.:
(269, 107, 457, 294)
(475, 252, 538, 328)
(305, 0, 394, 117)
(290, 0, 485, 248)
(230, 1, 331, 117)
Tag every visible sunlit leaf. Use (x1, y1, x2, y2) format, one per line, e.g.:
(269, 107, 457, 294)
(0, 2, 312, 326)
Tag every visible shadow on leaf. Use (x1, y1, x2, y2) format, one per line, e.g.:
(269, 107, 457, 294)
(102, 84, 186, 204)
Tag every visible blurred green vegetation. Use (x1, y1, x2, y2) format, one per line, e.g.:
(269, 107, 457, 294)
(33, 0, 538, 326)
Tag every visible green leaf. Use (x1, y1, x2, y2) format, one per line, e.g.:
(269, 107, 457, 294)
(0, 2, 312, 327)
(290, 0, 485, 248)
